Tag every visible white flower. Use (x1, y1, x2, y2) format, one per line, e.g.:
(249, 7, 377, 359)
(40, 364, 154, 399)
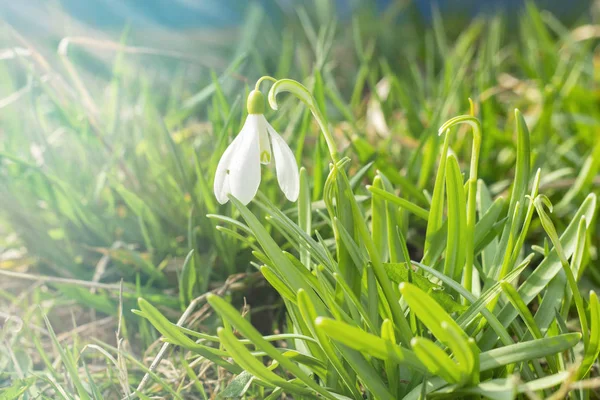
(213, 90, 300, 205)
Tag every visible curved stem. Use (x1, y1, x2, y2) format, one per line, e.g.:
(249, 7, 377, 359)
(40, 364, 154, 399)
(265, 77, 412, 343)
(254, 76, 277, 92)
(438, 115, 482, 294)
(266, 78, 340, 163)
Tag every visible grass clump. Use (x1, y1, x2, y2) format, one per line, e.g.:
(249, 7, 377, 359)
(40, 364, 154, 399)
(138, 76, 599, 399)
(1, 1, 600, 399)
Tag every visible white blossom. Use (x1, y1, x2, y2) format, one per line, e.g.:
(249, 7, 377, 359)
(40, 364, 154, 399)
(214, 91, 299, 205)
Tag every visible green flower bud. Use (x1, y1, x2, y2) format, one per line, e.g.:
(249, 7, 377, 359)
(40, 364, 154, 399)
(247, 90, 265, 114)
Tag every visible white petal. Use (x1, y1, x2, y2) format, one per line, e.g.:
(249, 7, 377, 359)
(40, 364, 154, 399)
(214, 126, 245, 204)
(229, 115, 262, 205)
(257, 115, 272, 165)
(266, 122, 299, 202)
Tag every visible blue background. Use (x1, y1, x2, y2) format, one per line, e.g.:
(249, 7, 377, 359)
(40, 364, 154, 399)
(1, 0, 591, 31)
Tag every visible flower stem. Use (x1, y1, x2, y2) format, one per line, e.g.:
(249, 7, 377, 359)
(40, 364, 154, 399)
(266, 77, 413, 342)
(438, 114, 482, 295)
(255, 76, 277, 92)
(266, 78, 340, 163)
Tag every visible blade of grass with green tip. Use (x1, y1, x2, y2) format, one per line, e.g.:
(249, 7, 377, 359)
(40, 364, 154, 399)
(282, 350, 328, 378)
(136, 298, 241, 373)
(479, 194, 596, 350)
(500, 281, 559, 372)
(399, 282, 475, 381)
(216, 325, 311, 395)
(296, 289, 362, 399)
(577, 290, 600, 379)
(283, 252, 321, 289)
(410, 260, 521, 346)
(503, 169, 542, 278)
(533, 197, 589, 345)
(490, 109, 531, 280)
(410, 337, 462, 384)
(207, 293, 337, 399)
(571, 217, 588, 282)
(500, 282, 543, 340)
(314, 315, 417, 400)
(383, 263, 466, 314)
(314, 317, 425, 371)
(438, 113, 481, 294)
(260, 265, 297, 304)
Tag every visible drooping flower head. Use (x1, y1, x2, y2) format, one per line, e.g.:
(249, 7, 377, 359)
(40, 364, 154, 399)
(213, 89, 300, 205)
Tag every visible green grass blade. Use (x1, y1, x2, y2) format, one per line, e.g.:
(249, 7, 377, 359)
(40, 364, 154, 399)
(217, 325, 311, 395)
(366, 185, 429, 220)
(399, 282, 475, 381)
(479, 333, 581, 371)
(577, 291, 600, 378)
(411, 337, 461, 384)
(208, 293, 337, 399)
(41, 312, 91, 400)
(480, 194, 596, 350)
(443, 155, 467, 281)
(314, 317, 425, 371)
(296, 289, 362, 399)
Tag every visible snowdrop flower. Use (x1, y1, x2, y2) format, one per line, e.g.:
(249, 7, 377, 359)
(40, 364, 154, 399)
(214, 90, 300, 205)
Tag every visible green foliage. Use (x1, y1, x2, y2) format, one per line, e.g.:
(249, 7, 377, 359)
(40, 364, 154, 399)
(140, 81, 598, 397)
